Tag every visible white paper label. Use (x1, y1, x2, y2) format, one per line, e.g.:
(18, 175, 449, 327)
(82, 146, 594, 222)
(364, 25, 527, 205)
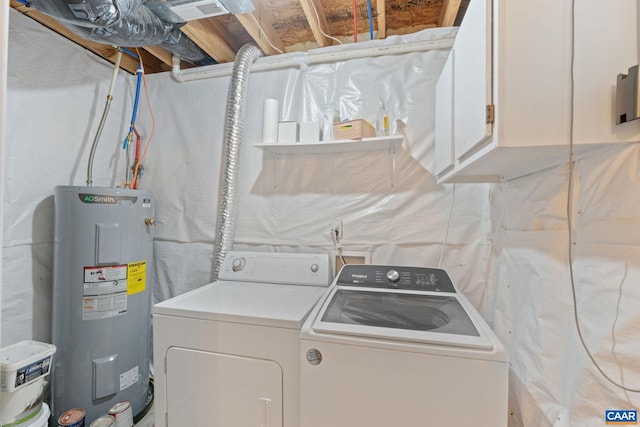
(120, 365, 139, 391)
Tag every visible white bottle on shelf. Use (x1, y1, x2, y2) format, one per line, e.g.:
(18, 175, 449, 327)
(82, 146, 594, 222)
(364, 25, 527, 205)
(377, 100, 389, 136)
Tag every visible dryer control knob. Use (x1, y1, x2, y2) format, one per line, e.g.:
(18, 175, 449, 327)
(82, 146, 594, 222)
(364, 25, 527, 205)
(232, 257, 246, 272)
(386, 269, 400, 284)
(310, 263, 319, 273)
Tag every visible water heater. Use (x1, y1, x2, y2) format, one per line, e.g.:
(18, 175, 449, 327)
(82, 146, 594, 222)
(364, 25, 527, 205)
(51, 186, 154, 424)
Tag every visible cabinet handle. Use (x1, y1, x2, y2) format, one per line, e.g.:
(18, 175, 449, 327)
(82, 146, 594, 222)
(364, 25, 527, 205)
(259, 397, 271, 427)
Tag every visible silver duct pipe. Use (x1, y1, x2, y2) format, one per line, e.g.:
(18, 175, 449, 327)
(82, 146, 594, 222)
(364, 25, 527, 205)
(28, 0, 144, 28)
(27, 0, 210, 64)
(211, 43, 263, 281)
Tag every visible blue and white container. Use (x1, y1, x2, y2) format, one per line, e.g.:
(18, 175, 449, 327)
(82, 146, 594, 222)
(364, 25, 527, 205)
(0, 340, 56, 427)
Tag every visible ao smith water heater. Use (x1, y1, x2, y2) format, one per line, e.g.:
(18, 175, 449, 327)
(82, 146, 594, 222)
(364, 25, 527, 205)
(51, 186, 154, 424)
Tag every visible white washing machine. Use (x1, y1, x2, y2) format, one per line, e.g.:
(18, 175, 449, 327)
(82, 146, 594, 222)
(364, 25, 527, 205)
(153, 251, 331, 427)
(300, 264, 509, 427)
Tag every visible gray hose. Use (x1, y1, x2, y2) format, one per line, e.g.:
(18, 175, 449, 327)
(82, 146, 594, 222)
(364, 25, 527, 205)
(211, 43, 263, 281)
(87, 49, 122, 186)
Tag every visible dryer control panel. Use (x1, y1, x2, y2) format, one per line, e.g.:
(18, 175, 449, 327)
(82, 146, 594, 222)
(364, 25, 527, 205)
(336, 265, 456, 293)
(219, 251, 331, 287)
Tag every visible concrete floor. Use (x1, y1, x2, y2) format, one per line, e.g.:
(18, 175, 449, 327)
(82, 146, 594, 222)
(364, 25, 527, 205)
(135, 403, 154, 427)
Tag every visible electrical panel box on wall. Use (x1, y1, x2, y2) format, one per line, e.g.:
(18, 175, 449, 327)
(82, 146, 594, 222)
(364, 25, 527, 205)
(616, 65, 640, 124)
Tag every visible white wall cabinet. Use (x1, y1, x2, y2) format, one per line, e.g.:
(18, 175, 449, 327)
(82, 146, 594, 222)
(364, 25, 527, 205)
(435, 0, 640, 183)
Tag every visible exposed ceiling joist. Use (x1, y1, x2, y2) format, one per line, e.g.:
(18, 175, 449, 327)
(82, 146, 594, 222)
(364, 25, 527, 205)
(181, 19, 237, 63)
(376, 0, 386, 39)
(439, 0, 463, 27)
(142, 46, 174, 68)
(298, 0, 332, 47)
(236, 8, 285, 56)
(9, 0, 469, 74)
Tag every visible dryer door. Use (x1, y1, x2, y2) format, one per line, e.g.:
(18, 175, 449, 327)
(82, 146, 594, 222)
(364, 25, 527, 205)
(166, 347, 283, 426)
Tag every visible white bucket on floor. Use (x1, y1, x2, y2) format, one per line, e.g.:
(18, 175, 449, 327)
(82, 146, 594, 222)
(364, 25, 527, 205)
(0, 341, 56, 427)
(26, 402, 50, 427)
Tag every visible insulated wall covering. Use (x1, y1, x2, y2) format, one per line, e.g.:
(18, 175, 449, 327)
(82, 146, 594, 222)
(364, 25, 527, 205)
(5, 8, 640, 427)
(3, 9, 134, 344)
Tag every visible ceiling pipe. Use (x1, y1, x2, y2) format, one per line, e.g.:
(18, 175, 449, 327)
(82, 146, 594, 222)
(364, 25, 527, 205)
(171, 36, 455, 82)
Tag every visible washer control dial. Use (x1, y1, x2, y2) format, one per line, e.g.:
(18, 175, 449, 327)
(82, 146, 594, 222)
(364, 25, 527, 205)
(310, 263, 319, 273)
(386, 269, 400, 284)
(232, 257, 246, 272)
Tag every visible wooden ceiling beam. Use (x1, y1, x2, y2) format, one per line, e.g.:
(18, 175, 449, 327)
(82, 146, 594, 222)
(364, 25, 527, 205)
(376, 0, 386, 39)
(438, 0, 462, 27)
(141, 46, 179, 70)
(181, 18, 237, 63)
(298, 0, 332, 47)
(236, 4, 285, 56)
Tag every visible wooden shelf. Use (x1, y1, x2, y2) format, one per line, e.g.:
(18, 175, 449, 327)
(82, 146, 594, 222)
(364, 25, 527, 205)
(253, 136, 403, 154)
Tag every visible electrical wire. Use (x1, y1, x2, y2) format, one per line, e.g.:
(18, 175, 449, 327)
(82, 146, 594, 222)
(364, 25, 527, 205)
(130, 48, 156, 189)
(309, 0, 343, 45)
(438, 183, 456, 269)
(331, 227, 347, 267)
(249, 13, 284, 55)
(122, 55, 143, 186)
(131, 126, 141, 189)
(352, 0, 358, 43)
(366, 0, 374, 40)
(566, 0, 640, 393)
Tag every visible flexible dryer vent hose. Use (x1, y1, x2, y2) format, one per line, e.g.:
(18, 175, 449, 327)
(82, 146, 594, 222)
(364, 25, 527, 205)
(211, 43, 263, 281)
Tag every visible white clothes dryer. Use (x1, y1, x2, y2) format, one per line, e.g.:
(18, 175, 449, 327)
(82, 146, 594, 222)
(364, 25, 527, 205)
(153, 251, 330, 427)
(299, 264, 509, 427)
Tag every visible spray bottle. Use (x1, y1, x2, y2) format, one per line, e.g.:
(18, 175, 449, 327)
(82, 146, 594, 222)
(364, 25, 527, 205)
(377, 99, 389, 136)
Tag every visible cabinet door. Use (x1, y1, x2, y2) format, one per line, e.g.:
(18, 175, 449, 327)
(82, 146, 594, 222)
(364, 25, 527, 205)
(574, 0, 640, 143)
(435, 50, 455, 175)
(453, 0, 493, 159)
(166, 347, 283, 427)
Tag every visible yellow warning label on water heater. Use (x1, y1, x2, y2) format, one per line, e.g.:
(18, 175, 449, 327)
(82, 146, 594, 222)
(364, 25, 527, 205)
(127, 261, 147, 295)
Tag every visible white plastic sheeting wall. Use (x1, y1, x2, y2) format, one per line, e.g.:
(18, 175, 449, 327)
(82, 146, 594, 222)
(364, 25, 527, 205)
(491, 144, 640, 426)
(3, 9, 134, 344)
(0, 0, 9, 348)
(4, 8, 640, 427)
(141, 28, 492, 310)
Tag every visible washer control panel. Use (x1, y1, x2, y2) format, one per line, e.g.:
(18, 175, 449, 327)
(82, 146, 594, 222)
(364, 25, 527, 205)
(336, 264, 456, 293)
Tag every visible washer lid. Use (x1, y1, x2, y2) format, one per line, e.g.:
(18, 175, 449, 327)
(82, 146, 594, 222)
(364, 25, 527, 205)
(154, 281, 326, 329)
(312, 286, 494, 350)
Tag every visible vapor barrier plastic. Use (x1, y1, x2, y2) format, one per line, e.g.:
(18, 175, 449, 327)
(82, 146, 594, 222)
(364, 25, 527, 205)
(490, 144, 640, 426)
(7, 8, 640, 426)
(3, 10, 136, 344)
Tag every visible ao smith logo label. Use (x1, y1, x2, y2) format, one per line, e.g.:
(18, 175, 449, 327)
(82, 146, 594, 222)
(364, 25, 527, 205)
(606, 410, 637, 425)
(79, 194, 138, 204)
